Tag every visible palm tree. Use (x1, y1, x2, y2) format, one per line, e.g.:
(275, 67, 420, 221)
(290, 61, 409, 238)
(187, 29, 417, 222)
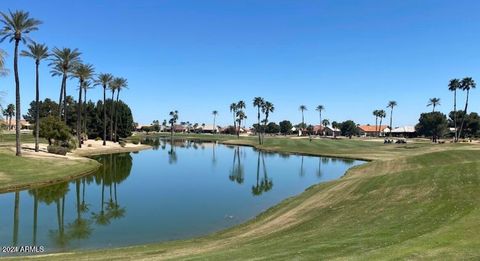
(299, 105, 307, 135)
(236, 101, 246, 137)
(95, 73, 113, 146)
(261, 101, 274, 144)
(448, 78, 461, 142)
(458, 77, 476, 139)
(253, 97, 265, 144)
(113, 77, 128, 142)
(169, 110, 179, 137)
(427, 98, 441, 112)
(229, 102, 237, 135)
(108, 80, 117, 141)
(20, 42, 48, 152)
(0, 10, 42, 156)
(372, 110, 379, 137)
(212, 110, 218, 134)
(315, 105, 324, 127)
(72, 63, 95, 148)
(5, 103, 14, 130)
(49, 47, 82, 122)
(82, 80, 95, 135)
(377, 110, 386, 136)
(387, 101, 397, 137)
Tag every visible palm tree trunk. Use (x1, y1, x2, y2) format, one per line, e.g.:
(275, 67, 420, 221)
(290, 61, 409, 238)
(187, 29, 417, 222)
(257, 107, 261, 145)
(58, 77, 64, 118)
(63, 77, 67, 124)
(453, 90, 458, 142)
(103, 86, 107, 146)
(389, 108, 393, 137)
(374, 116, 378, 137)
(83, 87, 87, 137)
(114, 90, 120, 142)
(458, 90, 470, 139)
(77, 80, 83, 148)
(233, 111, 236, 136)
(14, 39, 21, 156)
(379, 117, 384, 137)
(110, 90, 115, 141)
(35, 61, 40, 152)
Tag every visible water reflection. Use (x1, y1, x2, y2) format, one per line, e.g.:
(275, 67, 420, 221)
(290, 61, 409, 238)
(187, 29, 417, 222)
(0, 138, 363, 254)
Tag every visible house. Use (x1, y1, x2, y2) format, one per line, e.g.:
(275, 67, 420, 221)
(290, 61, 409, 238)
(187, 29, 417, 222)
(1, 119, 31, 130)
(195, 124, 219, 134)
(324, 126, 341, 137)
(357, 125, 389, 137)
(312, 125, 325, 135)
(390, 126, 416, 138)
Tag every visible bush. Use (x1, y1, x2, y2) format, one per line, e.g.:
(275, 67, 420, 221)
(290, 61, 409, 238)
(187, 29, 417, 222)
(119, 141, 126, 147)
(47, 145, 68, 156)
(132, 140, 139, 145)
(95, 137, 102, 141)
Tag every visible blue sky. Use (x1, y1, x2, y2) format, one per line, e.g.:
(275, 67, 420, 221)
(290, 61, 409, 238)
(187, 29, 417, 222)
(0, 0, 479, 127)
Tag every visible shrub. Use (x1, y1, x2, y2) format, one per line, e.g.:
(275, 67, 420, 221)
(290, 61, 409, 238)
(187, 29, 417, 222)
(119, 141, 126, 147)
(132, 140, 139, 145)
(47, 145, 68, 156)
(95, 137, 101, 141)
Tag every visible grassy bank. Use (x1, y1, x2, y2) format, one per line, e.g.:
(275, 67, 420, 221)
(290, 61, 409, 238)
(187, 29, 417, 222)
(15, 133, 479, 260)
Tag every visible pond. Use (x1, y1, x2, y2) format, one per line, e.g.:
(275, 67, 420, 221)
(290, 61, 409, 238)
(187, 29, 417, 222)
(0, 138, 363, 255)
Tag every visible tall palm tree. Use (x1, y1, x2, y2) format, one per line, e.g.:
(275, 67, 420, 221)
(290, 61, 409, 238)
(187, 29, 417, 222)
(236, 101, 246, 138)
(299, 105, 307, 135)
(49, 47, 82, 122)
(95, 73, 113, 146)
(82, 80, 95, 135)
(253, 97, 265, 144)
(6, 103, 14, 130)
(378, 110, 386, 136)
(212, 110, 218, 134)
(315, 105, 324, 127)
(229, 103, 237, 135)
(261, 101, 274, 144)
(108, 80, 117, 141)
(113, 77, 128, 142)
(20, 42, 48, 152)
(169, 110, 179, 137)
(387, 101, 397, 137)
(72, 63, 95, 148)
(372, 110, 379, 137)
(448, 78, 461, 142)
(0, 10, 42, 156)
(458, 77, 476, 139)
(427, 98, 441, 112)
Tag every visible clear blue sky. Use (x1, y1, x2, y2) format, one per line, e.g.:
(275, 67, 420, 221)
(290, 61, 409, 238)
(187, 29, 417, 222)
(1, 0, 479, 127)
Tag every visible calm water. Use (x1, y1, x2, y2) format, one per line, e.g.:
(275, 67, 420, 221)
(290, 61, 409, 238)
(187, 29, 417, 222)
(0, 138, 362, 255)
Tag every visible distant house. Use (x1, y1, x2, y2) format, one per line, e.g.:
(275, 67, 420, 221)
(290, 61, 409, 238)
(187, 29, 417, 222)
(357, 125, 389, 137)
(312, 125, 324, 135)
(390, 126, 416, 138)
(195, 124, 219, 134)
(1, 119, 31, 130)
(324, 126, 341, 137)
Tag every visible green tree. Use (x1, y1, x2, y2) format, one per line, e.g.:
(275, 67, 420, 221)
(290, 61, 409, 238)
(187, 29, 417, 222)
(5, 103, 14, 130)
(372, 109, 379, 136)
(169, 110, 179, 137)
(113, 77, 128, 142)
(299, 105, 307, 134)
(279, 120, 292, 135)
(72, 63, 95, 148)
(212, 110, 218, 133)
(387, 101, 397, 137)
(229, 102, 237, 135)
(427, 97, 441, 112)
(339, 120, 357, 138)
(415, 112, 448, 142)
(253, 97, 265, 144)
(377, 110, 386, 136)
(261, 101, 274, 143)
(236, 101, 246, 137)
(21, 42, 49, 152)
(50, 47, 82, 122)
(266, 122, 280, 134)
(38, 116, 71, 146)
(0, 10, 42, 156)
(458, 77, 476, 139)
(448, 78, 461, 141)
(315, 105, 324, 127)
(95, 73, 113, 146)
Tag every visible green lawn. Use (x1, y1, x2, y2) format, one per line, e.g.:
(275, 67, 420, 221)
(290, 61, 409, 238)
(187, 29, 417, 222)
(18, 133, 479, 260)
(0, 133, 100, 193)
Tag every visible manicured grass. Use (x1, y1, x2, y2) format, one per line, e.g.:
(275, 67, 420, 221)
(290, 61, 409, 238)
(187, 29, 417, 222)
(21, 134, 480, 260)
(0, 148, 100, 193)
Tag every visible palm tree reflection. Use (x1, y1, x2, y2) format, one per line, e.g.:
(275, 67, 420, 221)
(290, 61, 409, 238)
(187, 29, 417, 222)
(229, 146, 244, 184)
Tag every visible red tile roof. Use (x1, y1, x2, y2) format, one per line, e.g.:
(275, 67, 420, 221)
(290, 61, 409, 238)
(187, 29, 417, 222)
(358, 125, 388, 132)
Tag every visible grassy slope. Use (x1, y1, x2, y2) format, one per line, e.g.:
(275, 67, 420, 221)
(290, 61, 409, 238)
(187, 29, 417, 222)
(16, 134, 479, 260)
(0, 133, 100, 193)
